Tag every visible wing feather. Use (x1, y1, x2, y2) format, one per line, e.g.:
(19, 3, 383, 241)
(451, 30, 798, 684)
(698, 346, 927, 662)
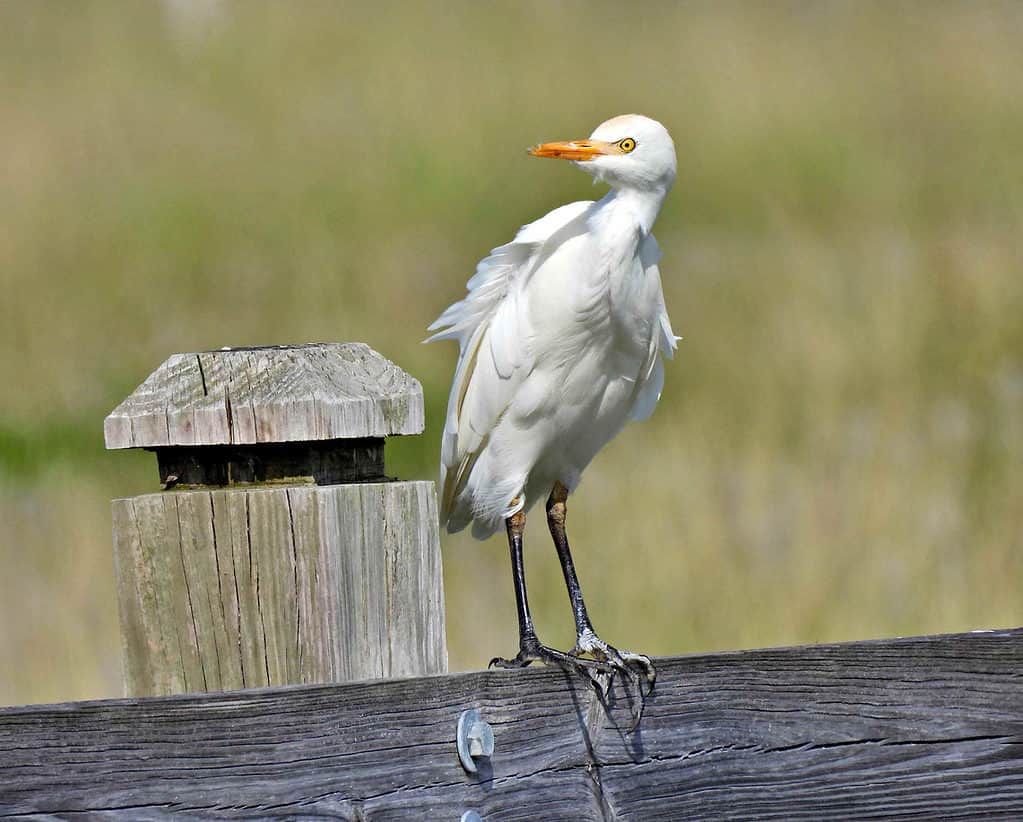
(427, 200, 594, 529)
(632, 233, 679, 421)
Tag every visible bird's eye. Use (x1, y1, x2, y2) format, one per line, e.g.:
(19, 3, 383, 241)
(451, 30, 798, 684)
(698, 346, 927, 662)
(618, 138, 637, 153)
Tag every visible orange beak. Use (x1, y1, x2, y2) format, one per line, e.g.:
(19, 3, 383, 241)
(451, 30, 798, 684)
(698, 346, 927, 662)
(528, 139, 619, 162)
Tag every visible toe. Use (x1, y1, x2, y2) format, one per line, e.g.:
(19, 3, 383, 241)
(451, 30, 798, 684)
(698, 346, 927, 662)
(621, 652, 656, 685)
(619, 657, 655, 696)
(489, 654, 531, 669)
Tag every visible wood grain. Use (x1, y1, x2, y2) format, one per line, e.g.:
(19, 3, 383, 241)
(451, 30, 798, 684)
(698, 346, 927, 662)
(104, 343, 424, 449)
(2, 629, 1021, 820)
(112, 481, 446, 696)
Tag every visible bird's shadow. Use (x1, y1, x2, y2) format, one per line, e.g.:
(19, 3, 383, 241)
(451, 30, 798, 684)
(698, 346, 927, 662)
(562, 667, 649, 764)
(464, 665, 650, 797)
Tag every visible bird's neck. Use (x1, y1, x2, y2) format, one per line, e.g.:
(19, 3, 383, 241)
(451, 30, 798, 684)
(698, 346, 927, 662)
(594, 185, 669, 236)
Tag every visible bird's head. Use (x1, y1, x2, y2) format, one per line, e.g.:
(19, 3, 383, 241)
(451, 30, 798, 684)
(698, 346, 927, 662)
(528, 114, 676, 193)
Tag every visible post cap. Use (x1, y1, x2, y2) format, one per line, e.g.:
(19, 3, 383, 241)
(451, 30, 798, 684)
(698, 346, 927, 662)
(105, 343, 424, 449)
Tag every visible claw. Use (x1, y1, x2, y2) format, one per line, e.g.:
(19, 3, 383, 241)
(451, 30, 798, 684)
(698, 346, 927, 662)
(571, 629, 656, 692)
(489, 633, 653, 731)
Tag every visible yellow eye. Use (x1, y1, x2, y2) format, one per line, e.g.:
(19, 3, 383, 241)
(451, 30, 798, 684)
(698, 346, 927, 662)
(618, 137, 636, 153)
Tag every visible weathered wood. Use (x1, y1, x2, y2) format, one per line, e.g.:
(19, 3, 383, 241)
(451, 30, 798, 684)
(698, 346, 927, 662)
(113, 481, 446, 696)
(106, 342, 445, 697)
(104, 343, 424, 450)
(154, 438, 385, 487)
(1, 629, 1021, 820)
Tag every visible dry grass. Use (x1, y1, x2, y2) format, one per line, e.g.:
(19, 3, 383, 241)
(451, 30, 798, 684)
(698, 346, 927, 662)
(1, 2, 1021, 705)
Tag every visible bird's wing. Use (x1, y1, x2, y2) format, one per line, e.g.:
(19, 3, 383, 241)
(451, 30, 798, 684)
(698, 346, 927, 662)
(631, 233, 679, 421)
(427, 200, 593, 527)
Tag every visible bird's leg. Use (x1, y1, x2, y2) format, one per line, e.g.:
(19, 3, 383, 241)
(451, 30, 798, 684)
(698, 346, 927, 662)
(547, 482, 656, 688)
(503, 507, 538, 657)
(489, 503, 611, 676)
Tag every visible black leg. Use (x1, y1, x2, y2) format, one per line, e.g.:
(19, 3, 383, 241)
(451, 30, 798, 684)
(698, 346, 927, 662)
(506, 508, 536, 645)
(546, 481, 595, 638)
(489, 502, 612, 675)
(546, 482, 656, 687)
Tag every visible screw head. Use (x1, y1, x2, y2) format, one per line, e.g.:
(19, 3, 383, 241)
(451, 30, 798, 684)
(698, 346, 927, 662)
(456, 708, 494, 773)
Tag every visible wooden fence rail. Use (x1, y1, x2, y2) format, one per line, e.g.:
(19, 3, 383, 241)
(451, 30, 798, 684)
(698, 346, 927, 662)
(3, 628, 1022, 820)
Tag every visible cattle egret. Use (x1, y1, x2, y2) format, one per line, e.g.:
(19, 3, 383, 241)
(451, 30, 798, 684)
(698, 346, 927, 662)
(428, 114, 678, 692)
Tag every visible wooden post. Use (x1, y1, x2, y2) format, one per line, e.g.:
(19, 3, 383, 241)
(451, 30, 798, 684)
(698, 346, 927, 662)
(104, 343, 446, 697)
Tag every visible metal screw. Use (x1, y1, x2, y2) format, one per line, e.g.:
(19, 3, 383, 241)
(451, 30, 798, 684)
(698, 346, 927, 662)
(456, 708, 494, 774)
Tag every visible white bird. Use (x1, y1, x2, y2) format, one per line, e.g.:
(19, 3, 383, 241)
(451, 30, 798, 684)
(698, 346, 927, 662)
(427, 114, 678, 686)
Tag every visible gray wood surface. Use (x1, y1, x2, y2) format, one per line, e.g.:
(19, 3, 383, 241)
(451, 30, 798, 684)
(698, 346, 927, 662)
(104, 343, 424, 449)
(2, 629, 1021, 820)
(113, 481, 446, 696)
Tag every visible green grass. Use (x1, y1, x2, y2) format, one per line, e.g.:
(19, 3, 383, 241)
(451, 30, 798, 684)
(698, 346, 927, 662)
(1, 2, 1021, 705)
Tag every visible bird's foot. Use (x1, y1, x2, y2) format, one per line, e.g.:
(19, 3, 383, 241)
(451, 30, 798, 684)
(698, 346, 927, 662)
(489, 635, 613, 677)
(571, 629, 656, 689)
(571, 629, 655, 731)
(489, 633, 653, 731)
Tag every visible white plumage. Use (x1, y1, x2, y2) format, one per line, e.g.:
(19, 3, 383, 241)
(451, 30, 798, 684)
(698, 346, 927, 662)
(428, 114, 679, 540)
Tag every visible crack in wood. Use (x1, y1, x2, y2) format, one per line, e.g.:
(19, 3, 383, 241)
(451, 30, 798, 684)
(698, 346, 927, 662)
(382, 487, 394, 675)
(207, 493, 225, 687)
(0, 803, 185, 818)
(174, 496, 207, 692)
(196, 354, 208, 397)
(247, 352, 259, 443)
(285, 488, 302, 680)
(224, 384, 234, 446)
(245, 493, 271, 686)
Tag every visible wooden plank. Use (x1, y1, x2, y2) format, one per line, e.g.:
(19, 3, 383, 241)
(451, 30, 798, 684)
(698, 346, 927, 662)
(104, 343, 425, 449)
(220, 489, 268, 689)
(383, 481, 448, 678)
(1, 630, 1021, 819)
(112, 481, 446, 696)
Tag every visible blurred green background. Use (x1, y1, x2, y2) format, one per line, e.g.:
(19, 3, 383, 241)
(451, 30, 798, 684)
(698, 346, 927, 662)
(2, 2, 1021, 707)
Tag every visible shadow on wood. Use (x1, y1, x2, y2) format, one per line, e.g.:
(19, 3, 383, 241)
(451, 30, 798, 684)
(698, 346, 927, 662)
(2, 628, 1022, 819)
